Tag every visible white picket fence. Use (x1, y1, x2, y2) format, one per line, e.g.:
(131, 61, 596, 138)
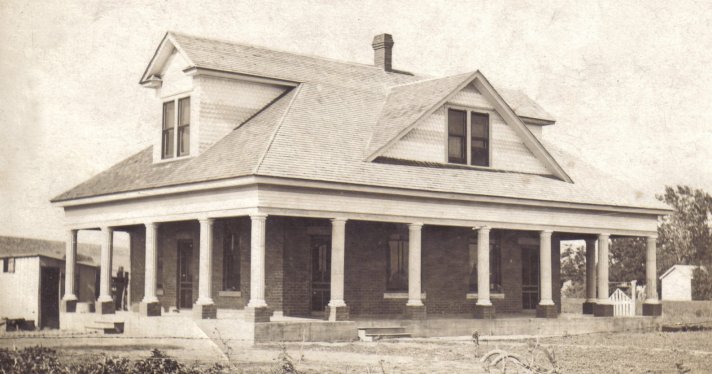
(608, 280, 637, 317)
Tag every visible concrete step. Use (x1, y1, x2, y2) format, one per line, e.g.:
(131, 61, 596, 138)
(86, 320, 124, 334)
(357, 327, 410, 342)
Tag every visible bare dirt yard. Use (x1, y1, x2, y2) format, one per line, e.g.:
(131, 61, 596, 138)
(1, 330, 711, 373)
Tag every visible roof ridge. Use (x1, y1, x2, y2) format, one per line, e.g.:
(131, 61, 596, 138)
(168, 31, 415, 76)
(254, 84, 303, 174)
(386, 71, 474, 89)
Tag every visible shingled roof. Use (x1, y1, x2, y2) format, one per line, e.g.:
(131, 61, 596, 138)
(0, 236, 99, 266)
(53, 32, 668, 212)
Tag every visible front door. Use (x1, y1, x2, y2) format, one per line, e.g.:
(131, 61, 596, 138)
(521, 246, 540, 310)
(177, 240, 194, 309)
(311, 235, 331, 311)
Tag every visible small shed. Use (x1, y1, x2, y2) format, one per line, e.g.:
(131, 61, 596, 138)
(0, 236, 100, 329)
(660, 265, 698, 301)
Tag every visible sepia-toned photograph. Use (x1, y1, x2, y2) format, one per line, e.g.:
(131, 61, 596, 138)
(1, 1, 711, 372)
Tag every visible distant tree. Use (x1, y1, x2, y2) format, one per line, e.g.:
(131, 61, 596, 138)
(560, 242, 585, 297)
(657, 186, 712, 299)
(609, 237, 646, 284)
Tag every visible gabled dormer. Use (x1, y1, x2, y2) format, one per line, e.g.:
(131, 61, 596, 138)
(139, 32, 298, 163)
(366, 71, 571, 182)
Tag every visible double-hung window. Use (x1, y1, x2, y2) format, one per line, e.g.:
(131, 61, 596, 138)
(447, 108, 490, 167)
(161, 97, 190, 159)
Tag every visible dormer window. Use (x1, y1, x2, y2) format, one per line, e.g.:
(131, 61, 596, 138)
(447, 108, 490, 167)
(162, 97, 190, 159)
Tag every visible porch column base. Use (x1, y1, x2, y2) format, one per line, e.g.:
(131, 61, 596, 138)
(193, 303, 217, 319)
(244, 306, 271, 323)
(404, 304, 427, 320)
(96, 300, 115, 315)
(139, 301, 162, 317)
(325, 305, 350, 321)
(593, 303, 614, 317)
(60, 299, 77, 313)
(536, 304, 558, 318)
(582, 301, 596, 315)
(642, 302, 662, 317)
(474, 304, 495, 319)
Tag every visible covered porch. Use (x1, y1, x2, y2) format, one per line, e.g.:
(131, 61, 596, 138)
(59, 211, 663, 327)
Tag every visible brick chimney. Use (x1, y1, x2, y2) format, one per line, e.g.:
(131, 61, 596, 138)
(372, 33, 394, 72)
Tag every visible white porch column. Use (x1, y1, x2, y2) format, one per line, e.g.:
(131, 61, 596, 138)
(194, 218, 217, 319)
(405, 223, 426, 319)
(594, 233, 613, 316)
(97, 226, 115, 314)
(143, 222, 159, 303)
(196, 218, 215, 305)
(61, 229, 78, 313)
(539, 230, 554, 305)
(643, 235, 662, 316)
(473, 226, 495, 318)
(537, 230, 557, 318)
(407, 223, 424, 307)
(63, 229, 78, 301)
(329, 218, 347, 308)
(327, 218, 349, 321)
(247, 214, 268, 309)
(476, 226, 491, 306)
(583, 238, 597, 314)
(140, 222, 162, 316)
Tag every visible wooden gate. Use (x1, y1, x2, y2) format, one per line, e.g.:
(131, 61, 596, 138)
(609, 288, 634, 316)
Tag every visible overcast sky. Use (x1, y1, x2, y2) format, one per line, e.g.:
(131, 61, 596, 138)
(1, 0, 711, 245)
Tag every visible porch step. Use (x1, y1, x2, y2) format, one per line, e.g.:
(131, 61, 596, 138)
(357, 327, 411, 342)
(85, 320, 124, 334)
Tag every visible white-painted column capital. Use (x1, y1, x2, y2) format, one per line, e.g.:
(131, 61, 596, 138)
(196, 218, 215, 305)
(597, 233, 611, 304)
(98, 226, 114, 303)
(329, 218, 348, 308)
(247, 214, 268, 308)
(142, 222, 160, 304)
(62, 229, 79, 301)
(476, 226, 491, 306)
(407, 223, 424, 306)
(645, 236, 660, 303)
(539, 230, 554, 306)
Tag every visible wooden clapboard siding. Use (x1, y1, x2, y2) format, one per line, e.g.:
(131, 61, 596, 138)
(196, 76, 286, 153)
(159, 52, 192, 98)
(381, 107, 446, 162)
(382, 83, 551, 175)
(0, 257, 40, 321)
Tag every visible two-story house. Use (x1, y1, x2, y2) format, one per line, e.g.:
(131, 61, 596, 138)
(52, 32, 669, 329)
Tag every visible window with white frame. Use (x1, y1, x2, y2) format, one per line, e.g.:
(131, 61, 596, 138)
(447, 108, 490, 167)
(162, 97, 191, 159)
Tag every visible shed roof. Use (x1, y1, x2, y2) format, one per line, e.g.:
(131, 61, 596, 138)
(0, 236, 99, 267)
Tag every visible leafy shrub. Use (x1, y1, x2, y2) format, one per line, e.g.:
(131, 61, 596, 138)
(0, 346, 231, 374)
